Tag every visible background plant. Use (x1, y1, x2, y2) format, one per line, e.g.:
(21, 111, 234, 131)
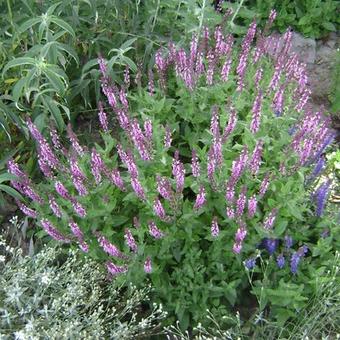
(0, 237, 166, 339)
(217, 0, 340, 38)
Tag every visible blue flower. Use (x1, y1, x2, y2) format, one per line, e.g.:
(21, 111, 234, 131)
(244, 258, 256, 270)
(290, 245, 308, 274)
(315, 180, 331, 217)
(277, 253, 285, 269)
(284, 235, 293, 249)
(288, 126, 297, 135)
(262, 238, 280, 255)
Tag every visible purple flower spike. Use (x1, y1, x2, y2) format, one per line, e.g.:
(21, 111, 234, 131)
(91, 149, 105, 184)
(290, 246, 307, 274)
(98, 101, 109, 132)
(284, 235, 293, 249)
(191, 149, 201, 178)
(172, 151, 185, 193)
(211, 217, 220, 237)
(230, 147, 249, 183)
(67, 124, 85, 157)
(70, 157, 87, 196)
(263, 238, 279, 255)
(49, 195, 62, 218)
(156, 175, 173, 201)
(236, 186, 247, 217)
(144, 257, 152, 273)
(226, 206, 235, 219)
(250, 90, 263, 134)
(247, 195, 257, 218)
(263, 209, 278, 230)
(225, 180, 235, 203)
(130, 119, 151, 161)
(194, 185, 206, 210)
(55, 181, 70, 200)
(69, 220, 84, 240)
(131, 176, 146, 201)
(249, 140, 264, 175)
(40, 219, 70, 243)
(106, 261, 128, 276)
(148, 221, 165, 239)
(72, 199, 86, 218)
(164, 125, 172, 149)
(277, 253, 285, 269)
(124, 228, 138, 253)
(315, 180, 331, 217)
(16, 200, 37, 218)
(153, 198, 167, 220)
(98, 235, 127, 259)
(109, 169, 125, 191)
(258, 172, 271, 197)
(222, 108, 237, 143)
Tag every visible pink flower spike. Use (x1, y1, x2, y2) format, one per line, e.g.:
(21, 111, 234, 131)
(248, 195, 257, 218)
(148, 221, 165, 239)
(98, 235, 128, 259)
(124, 228, 138, 253)
(16, 200, 37, 218)
(40, 219, 70, 243)
(211, 217, 220, 237)
(153, 198, 167, 220)
(144, 257, 152, 273)
(106, 261, 128, 276)
(194, 185, 206, 210)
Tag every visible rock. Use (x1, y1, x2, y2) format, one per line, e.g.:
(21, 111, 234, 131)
(316, 46, 337, 63)
(290, 32, 316, 64)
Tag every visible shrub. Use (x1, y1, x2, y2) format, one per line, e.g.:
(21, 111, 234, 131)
(0, 235, 166, 339)
(6, 12, 338, 329)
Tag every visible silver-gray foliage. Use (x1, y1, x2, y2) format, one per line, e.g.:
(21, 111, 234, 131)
(0, 237, 166, 340)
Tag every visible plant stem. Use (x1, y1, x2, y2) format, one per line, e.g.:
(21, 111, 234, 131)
(230, 0, 245, 27)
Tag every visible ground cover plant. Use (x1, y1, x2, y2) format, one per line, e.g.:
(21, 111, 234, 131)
(0, 233, 166, 339)
(215, 0, 340, 38)
(5, 10, 339, 333)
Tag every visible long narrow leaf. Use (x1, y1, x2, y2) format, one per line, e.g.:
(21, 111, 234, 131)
(0, 184, 24, 200)
(19, 18, 42, 33)
(2, 58, 36, 76)
(50, 16, 76, 38)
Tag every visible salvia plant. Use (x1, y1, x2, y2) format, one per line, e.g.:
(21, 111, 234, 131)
(0, 237, 166, 339)
(7, 11, 338, 328)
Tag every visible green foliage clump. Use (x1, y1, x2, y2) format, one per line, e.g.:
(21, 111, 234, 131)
(220, 0, 340, 38)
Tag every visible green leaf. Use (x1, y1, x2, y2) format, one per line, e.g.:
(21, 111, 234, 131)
(120, 37, 138, 51)
(111, 215, 129, 226)
(19, 17, 42, 33)
(46, 2, 62, 15)
(43, 68, 66, 94)
(0, 173, 20, 183)
(120, 56, 137, 72)
(12, 77, 27, 103)
(0, 184, 24, 200)
(82, 59, 99, 74)
(43, 96, 65, 131)
(50, 16, 76, 38)
(2, 58, 36, 76)
(322, 22, 336, 31)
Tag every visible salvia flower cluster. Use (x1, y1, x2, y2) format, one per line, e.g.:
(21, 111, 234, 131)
(8, 12, 334, 283)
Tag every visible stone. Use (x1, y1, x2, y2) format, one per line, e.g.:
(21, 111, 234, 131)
(290, 32, 316, 64)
